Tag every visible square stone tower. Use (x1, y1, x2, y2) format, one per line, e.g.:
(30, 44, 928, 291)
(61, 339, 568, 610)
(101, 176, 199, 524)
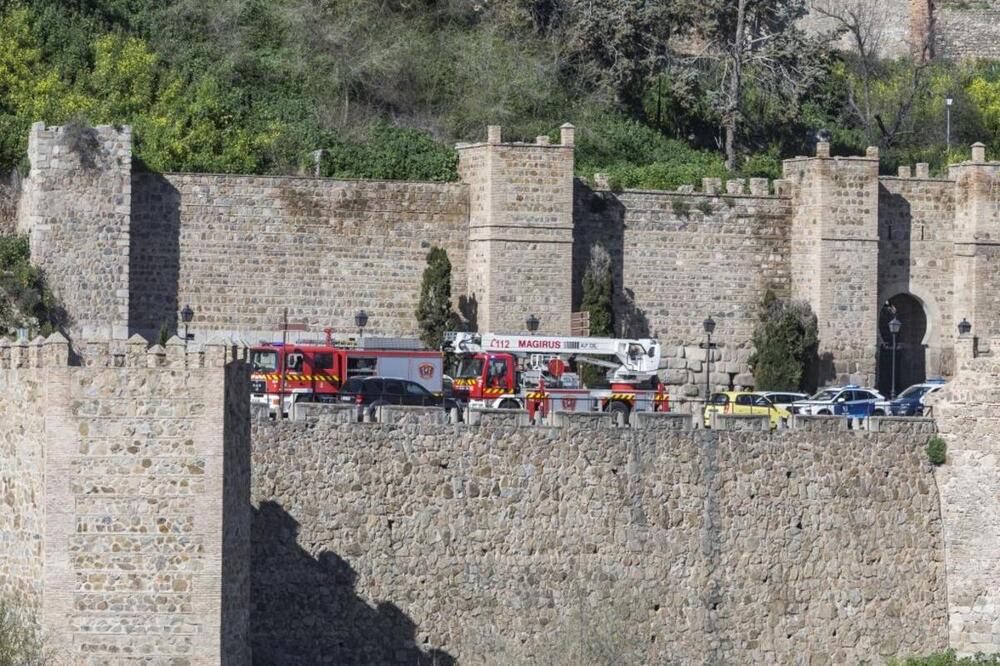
(456, 125, 575, 334)
(949, 142, 1000, 339)
(783, 142, 881, 387)
(18, 122, 132, 341)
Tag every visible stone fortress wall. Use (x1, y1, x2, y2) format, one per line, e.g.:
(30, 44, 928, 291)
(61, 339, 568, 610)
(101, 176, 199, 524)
(0, 333, 250, 665)
(23, 122, 1000, 396)
(0, 340, 966, 665)
(928, 333, 1000, 656)
(128, 171, 469, 342)
(801, 0, 1000, 61)
(250, 409, 949, 665)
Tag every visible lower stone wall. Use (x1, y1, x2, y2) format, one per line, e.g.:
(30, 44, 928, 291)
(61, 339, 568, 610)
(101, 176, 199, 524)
(0, 348, 47, 613)
(250, 412, 948, 664)
(930, 339, 1000, 655)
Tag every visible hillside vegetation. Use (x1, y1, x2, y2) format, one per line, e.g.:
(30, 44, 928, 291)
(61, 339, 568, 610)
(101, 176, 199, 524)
(3, 0, 1000, 186)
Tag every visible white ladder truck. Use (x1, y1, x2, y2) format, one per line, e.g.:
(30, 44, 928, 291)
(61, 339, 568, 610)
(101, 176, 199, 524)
(443, 332, 669, 422)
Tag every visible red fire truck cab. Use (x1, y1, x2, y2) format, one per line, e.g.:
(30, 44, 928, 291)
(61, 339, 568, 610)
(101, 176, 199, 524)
(250, 342, 443, 412)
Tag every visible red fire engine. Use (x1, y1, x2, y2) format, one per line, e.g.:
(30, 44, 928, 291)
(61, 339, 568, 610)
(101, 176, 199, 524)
(443, 332, 669, 422)
(250, 339, 443, 413)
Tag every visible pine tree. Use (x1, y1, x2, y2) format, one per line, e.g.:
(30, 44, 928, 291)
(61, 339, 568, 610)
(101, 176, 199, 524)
(415, 247, 454, 350)
(748, 290, 818, 391)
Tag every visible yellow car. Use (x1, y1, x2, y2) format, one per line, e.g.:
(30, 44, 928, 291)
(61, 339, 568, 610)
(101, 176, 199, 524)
(703, 392, 791, 429)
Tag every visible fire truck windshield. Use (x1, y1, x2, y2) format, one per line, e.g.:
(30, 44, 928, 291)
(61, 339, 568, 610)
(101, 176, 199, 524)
(250, 350, 278, 372)
(455, 358, 484, 379)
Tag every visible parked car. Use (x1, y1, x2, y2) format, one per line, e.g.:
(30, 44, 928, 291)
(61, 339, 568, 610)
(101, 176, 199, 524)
(873, 379, 947, 416)
(338, 376, 457, 419)
(790, 385, 884, 417)
(755, 391, 808, 412)
(703, 391, 790, 429)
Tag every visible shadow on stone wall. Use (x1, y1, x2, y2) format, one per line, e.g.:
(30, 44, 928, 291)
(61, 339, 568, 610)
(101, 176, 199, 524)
(129, 173, 181, 338)
(620, 287, 652, 338)
(572, 182, 652, 336)
(457, 294, 478, 331)
(251, 501, 455, 666)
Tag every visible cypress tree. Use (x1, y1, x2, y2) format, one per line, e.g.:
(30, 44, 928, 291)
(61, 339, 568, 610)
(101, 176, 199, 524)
(579, 246, 615, 385)
(581, 246, 614, 337)
(415, 247, 454, 350)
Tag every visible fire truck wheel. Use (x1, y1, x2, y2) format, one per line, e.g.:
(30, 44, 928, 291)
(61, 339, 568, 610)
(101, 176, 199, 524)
(608, 401, 630, 424)
(498, 399, 520, 410)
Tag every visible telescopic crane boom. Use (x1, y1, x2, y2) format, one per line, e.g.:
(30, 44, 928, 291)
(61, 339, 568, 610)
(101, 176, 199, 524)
(444, 332, 661, 383)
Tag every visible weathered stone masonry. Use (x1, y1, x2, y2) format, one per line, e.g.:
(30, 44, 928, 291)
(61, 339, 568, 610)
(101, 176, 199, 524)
(250, 410, 948, 664)
(3, 336, 999, 663)
(0, 335, 250, 665)
(22, 123, 1000, 395)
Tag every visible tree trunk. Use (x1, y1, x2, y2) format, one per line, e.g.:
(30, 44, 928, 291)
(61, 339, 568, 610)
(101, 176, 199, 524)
(725, 0, 748, 171)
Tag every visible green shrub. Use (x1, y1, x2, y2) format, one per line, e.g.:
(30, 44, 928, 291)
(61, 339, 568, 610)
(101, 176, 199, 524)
(0, 598, 48, 665)
(926, 436, 947, 466)
(575, 115, 727, 191)
(0, 235, 69, 337)
(671, 199, 689, 217)
(318, 121, 458, 182)
(696, 200, 714, 215)
(748, 290, 818, 392)
(890, 649, 1000, 665)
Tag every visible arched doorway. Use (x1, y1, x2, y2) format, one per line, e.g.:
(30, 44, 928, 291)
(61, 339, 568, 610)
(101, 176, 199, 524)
(877, 293, 927, 397)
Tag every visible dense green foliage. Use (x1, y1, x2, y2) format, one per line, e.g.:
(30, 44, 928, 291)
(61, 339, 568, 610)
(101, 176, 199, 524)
(926, 436, 947, 466)
(0, 235, 67, 336)
(748, 291, 819, 392)
(416, 247, 455, 350)
(0, 598, 47, 665)
(4, 1, 1000, 184)
(890, 651, 1000, 666)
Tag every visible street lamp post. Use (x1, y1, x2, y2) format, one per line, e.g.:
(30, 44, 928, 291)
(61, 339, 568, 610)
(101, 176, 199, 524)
(526, 314, 540, 334)
(702, 316, 716, 403)
(355, 309, 369, 342)
(946, 96, 954, 156)
(888, 316, 901, 399)
(180, 304, 194, 345)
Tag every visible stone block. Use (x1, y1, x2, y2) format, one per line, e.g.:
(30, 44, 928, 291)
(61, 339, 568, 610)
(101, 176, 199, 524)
(664, 369, 687, 384)
(749, 178, 769, 196)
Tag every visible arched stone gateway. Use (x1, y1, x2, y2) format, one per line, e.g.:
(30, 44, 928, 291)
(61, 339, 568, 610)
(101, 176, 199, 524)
(878, 293, 929, 396)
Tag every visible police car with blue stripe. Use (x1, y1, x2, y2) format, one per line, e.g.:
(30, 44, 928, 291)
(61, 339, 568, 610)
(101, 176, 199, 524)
(790, 385, 885, 417)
